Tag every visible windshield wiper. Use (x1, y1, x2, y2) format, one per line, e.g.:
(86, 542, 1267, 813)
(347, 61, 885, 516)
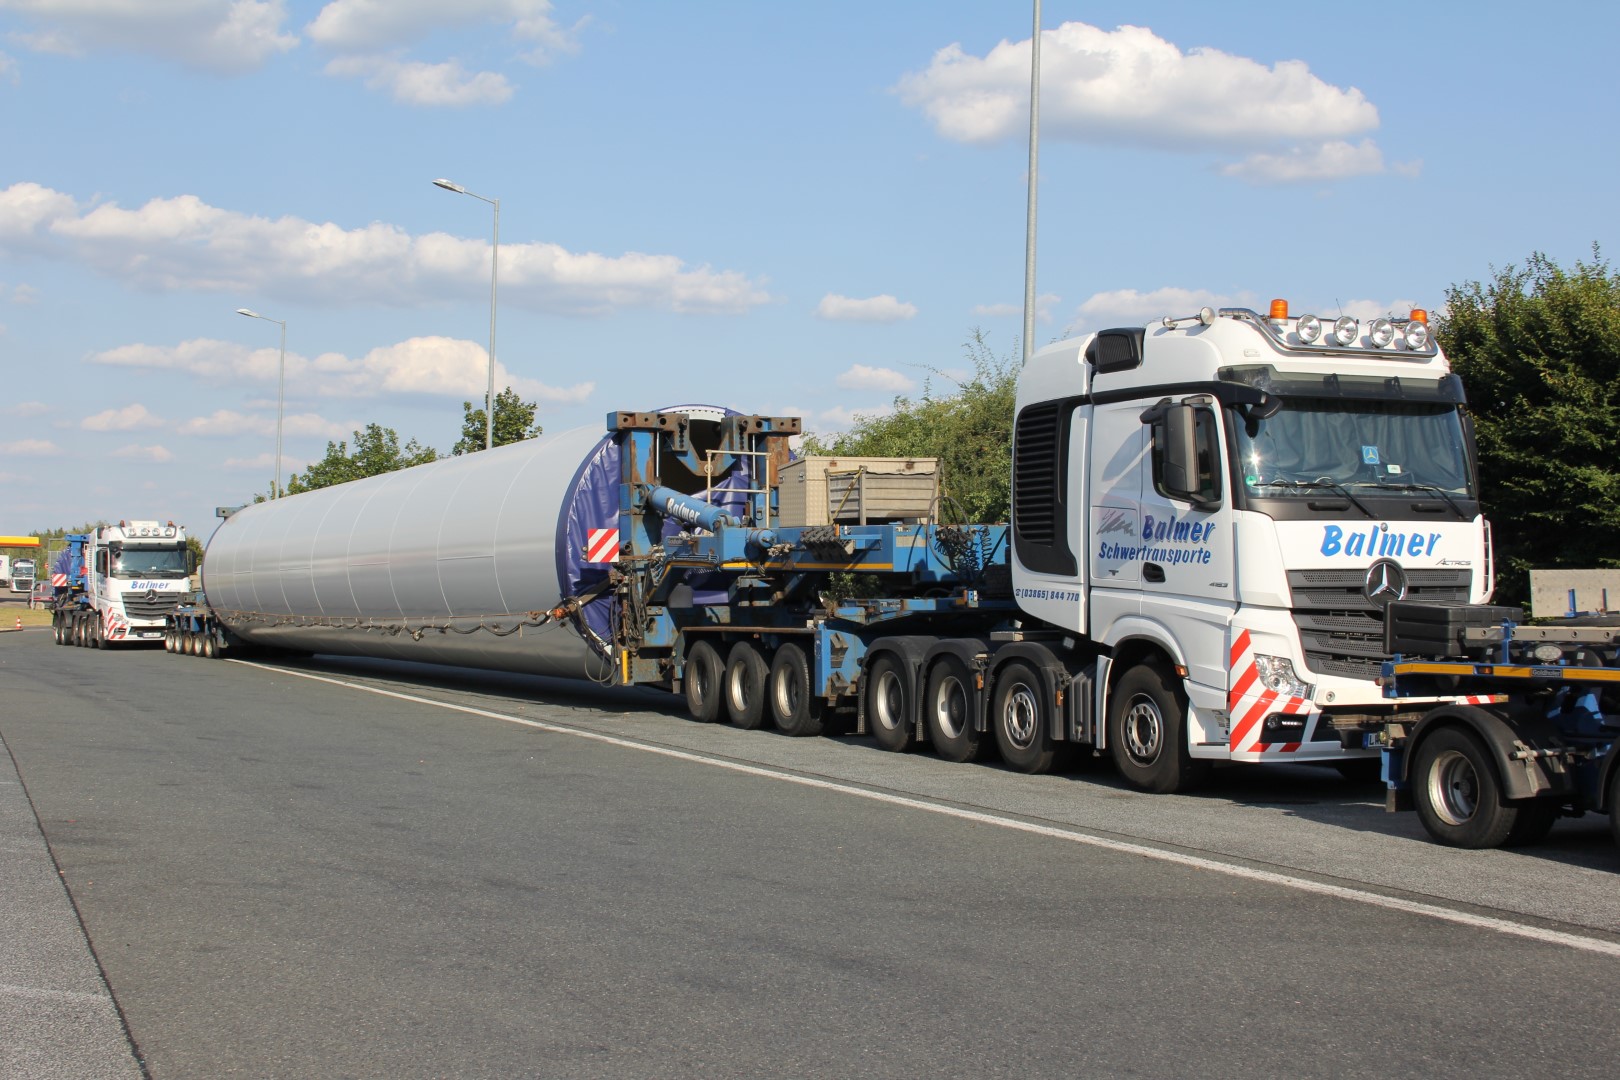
(1262, 478, 1376, 518)
(1364, 481, 1471, 520)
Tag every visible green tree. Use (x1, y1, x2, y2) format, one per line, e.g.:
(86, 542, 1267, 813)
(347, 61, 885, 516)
(452, 387, 543, 455)
(284, 423, 439, 494)
(802, 330, 1018, 524)
(1438, 247, 1620, 608)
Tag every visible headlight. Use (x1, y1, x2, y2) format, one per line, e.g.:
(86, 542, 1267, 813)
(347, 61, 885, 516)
(1253, 654, 1315, 700)
(1296, 314, 1322, 344)
(1404, 321, 1430, 350)
(1332, 316, 1359, 346)
(1369, 318, 1396, 348)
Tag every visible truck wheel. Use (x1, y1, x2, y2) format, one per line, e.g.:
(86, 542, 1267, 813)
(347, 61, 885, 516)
(90, 618, 103, 649)
(1107, 662, 1209, 794)
(1608, 766, 1620, 851)
(724, 642, 770, 730)
(683, 640, 724, 723)
(202, 632, 218, 659)
(865, 654, 916, 752)
(1504, 800, 1558, 847)
(925, 655, 984, 763)
(768, 643, 824, 737)
(52, 613, 63, 645)
(993, 661, 1056, 774)
(1412, 727, 1522, 849)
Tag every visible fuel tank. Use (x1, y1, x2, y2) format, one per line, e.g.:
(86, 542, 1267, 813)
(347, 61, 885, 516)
(200, 407, 739, 680)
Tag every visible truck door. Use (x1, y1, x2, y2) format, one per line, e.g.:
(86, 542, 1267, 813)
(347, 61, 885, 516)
(1138, 395, 1236, 697)
(1087, 400, 1147, 635)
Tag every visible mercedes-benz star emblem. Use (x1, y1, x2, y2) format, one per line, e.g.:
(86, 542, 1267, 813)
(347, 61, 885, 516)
(144, 590, 158, 604)
(1363, 558, 1408, 608)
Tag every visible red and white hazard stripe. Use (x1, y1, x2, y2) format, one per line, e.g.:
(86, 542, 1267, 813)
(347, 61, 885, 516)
(585, 528, 620, 564)
(51, 573, 68, 587)
(1227, 629, 1312, 755)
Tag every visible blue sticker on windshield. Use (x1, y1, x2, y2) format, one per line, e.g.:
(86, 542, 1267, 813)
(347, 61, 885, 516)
(1361, 445, 1381, 465)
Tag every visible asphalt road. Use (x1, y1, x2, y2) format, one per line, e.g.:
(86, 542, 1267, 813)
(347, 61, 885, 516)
(2, 628, 1619, 1079)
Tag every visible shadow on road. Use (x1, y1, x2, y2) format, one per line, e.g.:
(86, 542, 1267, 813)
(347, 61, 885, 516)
(248, 650, 1619, 874)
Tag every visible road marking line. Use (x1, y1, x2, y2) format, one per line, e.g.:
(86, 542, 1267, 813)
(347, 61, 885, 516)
(239, 660, 1620, 960)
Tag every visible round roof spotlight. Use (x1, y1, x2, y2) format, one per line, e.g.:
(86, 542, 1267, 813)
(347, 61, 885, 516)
(1297, 314, 1323, 344)
(1404, 320, 1430, 350)
(1332, 316, 1359, 346)
(1369, 318, 1396, 348)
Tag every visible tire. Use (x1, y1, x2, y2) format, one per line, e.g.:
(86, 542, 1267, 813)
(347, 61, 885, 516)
(52, 613, 63, 645)
(993, 661, 1057, 774)
(724, 642, 770, 730)
(865, 654, 916, 752)
(1411, 726, 1524, 849)
(202, 632, 218, 660)
(71, 615, 84, 647)
(768, 643, 824, 737)
(924, 655, 984, 763)
(1107, 662, 1209, 794)
(1608, 766, 1620, 851)
(90, 617, 103, 649)
(683, 640, 724, 723)
(1504, 799, 1558, 847)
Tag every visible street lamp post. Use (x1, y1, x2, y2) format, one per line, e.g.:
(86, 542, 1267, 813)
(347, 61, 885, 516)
(433, 178, 500, 451)
(236, 308, 287, 498)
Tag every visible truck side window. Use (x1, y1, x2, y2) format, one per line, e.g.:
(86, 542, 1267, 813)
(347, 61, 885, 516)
(1151, 406, 1222, 506)
(95, 548, 108, 576)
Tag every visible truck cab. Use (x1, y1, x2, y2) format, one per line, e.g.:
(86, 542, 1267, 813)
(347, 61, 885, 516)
(53, 520, 192, 646)
(1012, 303, 1487, 788)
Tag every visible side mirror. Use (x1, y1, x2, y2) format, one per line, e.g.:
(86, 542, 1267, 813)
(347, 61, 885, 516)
(1162, 403, 1199, 499)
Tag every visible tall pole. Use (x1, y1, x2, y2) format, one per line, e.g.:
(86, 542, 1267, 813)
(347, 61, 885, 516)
(434, 179, 500, 451)
(236, 308, 287, 498)
(1022, 0, 1042, 367)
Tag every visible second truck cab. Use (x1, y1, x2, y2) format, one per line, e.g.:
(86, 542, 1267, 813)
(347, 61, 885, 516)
(53, 520, 192, 645)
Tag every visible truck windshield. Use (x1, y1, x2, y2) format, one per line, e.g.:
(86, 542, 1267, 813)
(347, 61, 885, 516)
(1232, 398, 1474, 498)
(112, 546, 189, 578)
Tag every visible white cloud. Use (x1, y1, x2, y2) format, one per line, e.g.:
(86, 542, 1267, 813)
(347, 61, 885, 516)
(81, 403, 166, 431)
(111, 443, 174, 462)
(0, 183, 772, 316)
(2, 401, 49, 417)
(223, 451, 301, 470)
(306, 0, 570, 53)
(88, 334, 594, 404)
(7, 282, 39, 305)
(898, 21, 1382, 183)
(815, 293, 918, 323)
(0, 51, 17, 83)
(0, 438, 60, 456)
(1071, 287, 1248, 334)
(0, 0, 299, 74)
(1219, 139, 1385, 185)
(323, 54, 513, 107)
(178, 410, 354, 439)
(835, 365, 916, 393)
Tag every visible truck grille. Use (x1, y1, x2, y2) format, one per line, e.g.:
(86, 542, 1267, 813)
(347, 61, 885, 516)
(123, 593, 183, 619)
(1287, 568, 1471, 680)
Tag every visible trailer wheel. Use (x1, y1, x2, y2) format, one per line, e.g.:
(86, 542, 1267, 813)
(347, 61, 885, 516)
(768, 643, 824, 737)
(925, 655, 984, 763)
(1107, 662, 1208, 794)
(724, 642, 770, 729)
(993, 661, 1056, 774)
(202, 631, 218, 660)
(1412, 727, 1524, 849)
(865, 654, 916, 752)
(52, 613, 64, 645)
(683, 640, 724, 723)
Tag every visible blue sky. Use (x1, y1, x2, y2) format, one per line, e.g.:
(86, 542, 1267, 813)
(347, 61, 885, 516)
(2, 1, 1616, 539)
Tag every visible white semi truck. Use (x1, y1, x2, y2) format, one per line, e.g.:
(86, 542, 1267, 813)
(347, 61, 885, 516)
(169, 301, 1489, 796)
(51, 520, 192, 647)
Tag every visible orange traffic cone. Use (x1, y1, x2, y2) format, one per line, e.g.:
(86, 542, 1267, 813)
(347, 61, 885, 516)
(13, 617, 20, 631)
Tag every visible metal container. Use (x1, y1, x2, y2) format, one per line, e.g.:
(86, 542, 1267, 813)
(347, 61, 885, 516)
(201, 407, 737, 680)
